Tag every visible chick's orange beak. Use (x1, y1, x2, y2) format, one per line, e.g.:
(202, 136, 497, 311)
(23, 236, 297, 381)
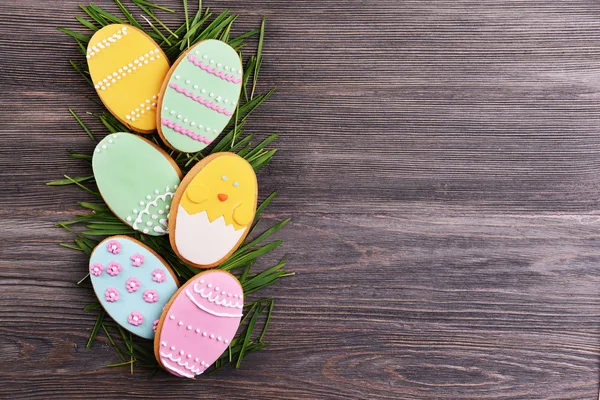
(218, 193, 229, 202)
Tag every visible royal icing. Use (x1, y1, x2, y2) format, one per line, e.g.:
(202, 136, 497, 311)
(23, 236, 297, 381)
(157, 40, 242, 152)
(92, 133, 182, 236)
(155, 270, 243, 378)
(89, 236, 179, 339)
(169, 153, 257, 267)
(87, 24, 170, 133)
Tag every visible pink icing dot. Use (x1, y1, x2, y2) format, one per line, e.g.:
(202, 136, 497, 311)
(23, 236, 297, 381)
(128, 311, 143, 326)
(152, 269, 166, 283)
(130, 253, 144, 267)
(90, 263, 104, 276)
(106, 240, 121, 254)
(104, 287, 119, 302)
(143, 289, 158, 303)
(106, 261, 122, 276)
(125, 277, 141, 293)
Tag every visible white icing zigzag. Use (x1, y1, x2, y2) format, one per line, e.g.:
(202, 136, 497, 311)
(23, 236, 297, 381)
(185, 290, 243, 318)
(160, 351, 203, 378)
(193, 283, 243, 309)
(132, 188, 174, 234)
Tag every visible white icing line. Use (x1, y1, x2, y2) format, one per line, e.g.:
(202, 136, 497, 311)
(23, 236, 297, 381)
(87, 26, 128, 59)
(160, 351, 203, 375)
(185, 289, 243, 318)
(161, 359, 195, 378)
(161, 107, 219, 135)
(193, 283, 243, 309)
(94, 49, 162, 91)
(125, 96, 159, 122)
(132, 189, 174, 233)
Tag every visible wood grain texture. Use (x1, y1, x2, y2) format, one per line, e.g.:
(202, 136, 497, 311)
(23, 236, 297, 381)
(1, 0, 600, 398)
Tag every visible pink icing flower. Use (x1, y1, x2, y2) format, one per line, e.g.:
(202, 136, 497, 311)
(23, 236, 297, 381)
(130, 253, 144, 267)
(143, 289, 159, 303)
(106, 261, 122, 276)
(125, 277, 141, 293)
(90, 263, 104, 276)
(153, 319, 159, 332)
(128, 311, 144, 326)
(104, 287, 120, 302)
(152, 268, 166, 283)
(106, 240, 122, 254)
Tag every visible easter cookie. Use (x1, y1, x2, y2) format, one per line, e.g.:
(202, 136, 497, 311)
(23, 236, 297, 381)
(93, 132, 182, 236)
(169, 153, 257, 268)
(90, 236, 180, 339)
(154, 270, 243, 378)
(87, 24, 170, 133)
(157, 40, 243, 153)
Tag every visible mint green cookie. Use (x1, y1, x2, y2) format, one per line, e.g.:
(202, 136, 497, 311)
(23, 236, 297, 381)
(158, 39, 242, 153)
(92, 133, 182, 235)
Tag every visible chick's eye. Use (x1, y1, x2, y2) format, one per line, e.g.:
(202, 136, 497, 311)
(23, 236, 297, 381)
(233, 182, 239, 187)
(221, 175, 227, 181)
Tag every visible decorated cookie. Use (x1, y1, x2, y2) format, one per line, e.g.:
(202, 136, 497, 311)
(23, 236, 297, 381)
(87, 24, 170, 133)
(156, 40, 243, 152)
(168, 153, 257, 268)
(154, 270, 243, 378)
(89, 236, 179, 339)
(92, 132, 182, 236)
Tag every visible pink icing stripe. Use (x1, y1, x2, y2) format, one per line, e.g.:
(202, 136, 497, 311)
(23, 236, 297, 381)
(187, 54, 242, 84)
(161, 118, 213, 144)
(169, 83, 233, 117)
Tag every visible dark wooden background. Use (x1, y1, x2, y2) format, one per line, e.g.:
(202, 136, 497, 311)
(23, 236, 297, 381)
(1, 0, 600, 398)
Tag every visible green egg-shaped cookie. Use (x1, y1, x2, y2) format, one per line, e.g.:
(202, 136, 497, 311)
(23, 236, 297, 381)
(157, 39, 243, 153)
(92, 132, 182, 235)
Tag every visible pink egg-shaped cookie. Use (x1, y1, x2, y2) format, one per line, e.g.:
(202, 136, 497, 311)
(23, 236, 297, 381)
(154, 270, 243, 378)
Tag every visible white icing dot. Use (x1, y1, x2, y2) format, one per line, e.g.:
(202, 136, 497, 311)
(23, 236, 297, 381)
(146, 107, 150, 111)
(133, 209, 138, 214)
(126, 216, 132, 222)
(161, 342, 166, 346)
(217, 336, 222, 341)
(86, 55, 91, 59)
(171, 346, 176, 350)
(139, 56, 144, 62)
(191, 122, 196, 126)
(146, 221, 152, 227)
(179, 350, 184, 355)
(187, 325, 192, 330)
(193, 85, 199, 90)
(205, 127, 211, 132)
(200, 279, 205, 284)
(225, 66, 229, 70)
(126, 115, 131, 120)
(195, 329, 200, 333)
(210, 59, 214, 64)
(202, 332, 207, 336)
(183, 118, 188, 123)
(132, 67, 137, 71)
(101, 145, 107, 150)
(175, 75, 180, 80)
(118, 68, 123, 73)
(210, 334, 215, 339)
(169, 315, 175, 320)
(152, 215, 157, 220)
(134, 60, 139, 64)
(165, 205, 170, 209)
(224, 339, 229, 344)
(139, 201, 145, 206)
(152, 95, 157, 100)
(158, 210, 164, 215)
(208, 283, 212, 288)
(185, 79, 191, 84)
(177, 114, 182, 119)
(146, 195, 152, 200)
(164, 106, 168, 111)
(217, 63, 222, 67)
(221, 291, 226, 295)
(187, 354, 192, 359)
(131, 118, 136, 122)
(209, 92, 214, 97)
(201, 89, 206, 94)
(178, 321, 183, 326)
(144, 60, 148, 64)
(215, 287, 220, 291)
(203, 55, 208, 60)
(143, 228, 148, 233)
(151, 103, 156, 107)
(195, 358, 199, 362)
(170, 111, 175, 115)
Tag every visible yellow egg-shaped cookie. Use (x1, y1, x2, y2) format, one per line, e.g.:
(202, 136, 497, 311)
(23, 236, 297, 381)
(169, 153, 258, 268)
(87, 24, 170, 133)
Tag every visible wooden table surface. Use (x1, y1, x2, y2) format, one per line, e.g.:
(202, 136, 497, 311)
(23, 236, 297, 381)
(2, 0, 600, 398)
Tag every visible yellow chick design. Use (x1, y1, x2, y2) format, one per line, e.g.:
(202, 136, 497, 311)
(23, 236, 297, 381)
(170, 153, 258, 268)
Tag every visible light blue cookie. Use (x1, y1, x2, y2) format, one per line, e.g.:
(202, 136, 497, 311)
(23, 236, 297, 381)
(89, 236, 179, 339)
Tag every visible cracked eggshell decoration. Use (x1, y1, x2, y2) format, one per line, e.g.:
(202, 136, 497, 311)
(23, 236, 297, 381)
(168, 152, 258, 268)
(154, 270, 243, 378)
(87, 24, 170, 133)
(89, 236, 180, 339)
(156, 39, 243, 152)
(93, 132, 182, 236)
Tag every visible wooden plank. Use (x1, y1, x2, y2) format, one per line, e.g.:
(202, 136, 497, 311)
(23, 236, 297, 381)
(1, 0, 600, 398)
